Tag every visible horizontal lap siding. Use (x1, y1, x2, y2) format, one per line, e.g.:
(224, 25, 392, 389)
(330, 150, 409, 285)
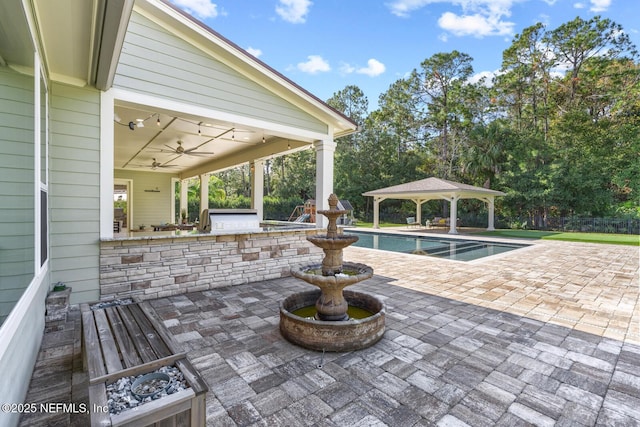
(114, 12, 327, 134)
(0, 68, 35, 323)
(49, 83, 101, 304)
(114, 170, 177, 228)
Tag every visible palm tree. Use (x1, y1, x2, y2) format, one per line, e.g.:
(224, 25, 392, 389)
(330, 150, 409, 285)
(462, 121, 507, 188)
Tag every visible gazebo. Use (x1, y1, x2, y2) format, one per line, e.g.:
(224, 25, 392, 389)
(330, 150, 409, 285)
(363, 177, 506, 234)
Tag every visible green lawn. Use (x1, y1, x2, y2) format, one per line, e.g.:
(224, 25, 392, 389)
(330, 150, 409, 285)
(476, 229, 639, 246)
(355, 221, 404, 229)
(353, 222, 638, 246)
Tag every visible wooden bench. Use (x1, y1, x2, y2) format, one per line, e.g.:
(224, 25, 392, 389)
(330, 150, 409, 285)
(82, 302, 208, 426)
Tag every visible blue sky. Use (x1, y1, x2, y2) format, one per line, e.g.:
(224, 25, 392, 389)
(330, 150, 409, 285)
(169, 0, 640, 110)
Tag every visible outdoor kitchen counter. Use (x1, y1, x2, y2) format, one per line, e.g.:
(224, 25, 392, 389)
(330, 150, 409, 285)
(99, 226, 325, 301)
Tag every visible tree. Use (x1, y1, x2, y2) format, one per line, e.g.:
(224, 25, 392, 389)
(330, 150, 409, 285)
(414, 51, 475, 179)
(269, 149, 316, 201)
(545, 16, 638, 106)
(461, 120, 509, 188)
(499, 22, 554, 137)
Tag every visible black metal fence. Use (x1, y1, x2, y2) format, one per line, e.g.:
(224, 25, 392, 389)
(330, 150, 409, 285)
(496, 217, 640, 235)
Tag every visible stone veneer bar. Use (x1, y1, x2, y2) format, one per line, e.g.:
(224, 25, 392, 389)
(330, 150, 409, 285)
(100, 229, 324, 301)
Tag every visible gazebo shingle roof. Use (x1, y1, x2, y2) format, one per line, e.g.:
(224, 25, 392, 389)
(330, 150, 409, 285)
(363, 177, 505, 198)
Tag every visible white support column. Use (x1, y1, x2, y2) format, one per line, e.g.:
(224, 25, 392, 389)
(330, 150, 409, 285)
(373, 197, 381, 229)
(314, 139, 336, 228)
(413, 199, 424, 226)
(199, 174, 209, 218)
(180, 179, 189, 222)
(251, 160, 264, 221)
(99, 90, 115, 238)
(449, 195, 459, 234)
(487, 196, 496, 231)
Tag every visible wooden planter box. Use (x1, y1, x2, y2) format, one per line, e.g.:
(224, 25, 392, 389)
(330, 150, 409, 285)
(82, 302, 208, 426)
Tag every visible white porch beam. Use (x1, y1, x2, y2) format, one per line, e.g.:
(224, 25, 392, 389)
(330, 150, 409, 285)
(199, 174, 209, 217)
(180, 178, 189, 221)
(314, 139, 336, 228)
(251, 160, 264, 221)
(100, 90, 115, 239)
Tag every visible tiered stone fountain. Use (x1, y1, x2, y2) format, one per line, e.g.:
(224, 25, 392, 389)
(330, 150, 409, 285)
(280, 194, 385, 351)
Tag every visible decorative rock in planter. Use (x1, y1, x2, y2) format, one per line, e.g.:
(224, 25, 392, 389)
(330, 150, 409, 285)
(107, 366, 188, 415)
(82, 302, 208, 426)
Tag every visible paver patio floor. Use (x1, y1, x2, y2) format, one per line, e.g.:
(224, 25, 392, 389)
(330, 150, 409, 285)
(19, 236, 640, 426)
(149, 237, 639, 426)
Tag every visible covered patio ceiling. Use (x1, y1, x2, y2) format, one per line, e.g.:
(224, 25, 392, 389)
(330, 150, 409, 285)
(114, 103, 314, 179)
(363, 177, 506, 233)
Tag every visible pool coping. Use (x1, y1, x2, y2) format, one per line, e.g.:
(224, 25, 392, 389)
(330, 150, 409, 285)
(344, 227, 538, 263)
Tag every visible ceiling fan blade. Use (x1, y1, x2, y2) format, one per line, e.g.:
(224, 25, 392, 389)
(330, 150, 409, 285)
(185, 150, 215, 155)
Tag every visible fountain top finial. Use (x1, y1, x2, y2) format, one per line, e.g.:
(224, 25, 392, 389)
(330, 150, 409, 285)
(328, 193, 339, 210)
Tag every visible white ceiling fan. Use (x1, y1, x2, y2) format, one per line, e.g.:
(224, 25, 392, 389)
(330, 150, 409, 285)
(130, 158, 179, 170)
(160, 140, 214, 157)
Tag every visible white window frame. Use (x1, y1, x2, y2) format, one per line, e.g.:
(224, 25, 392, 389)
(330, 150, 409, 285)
(34, 53, 49, 272)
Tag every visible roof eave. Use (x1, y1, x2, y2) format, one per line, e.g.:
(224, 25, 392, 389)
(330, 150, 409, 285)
(92, 0, 135, 90)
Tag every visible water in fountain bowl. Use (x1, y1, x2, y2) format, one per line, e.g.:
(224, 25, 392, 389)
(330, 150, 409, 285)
(303, 268, 361, 276)
(292, 305, 374, 320)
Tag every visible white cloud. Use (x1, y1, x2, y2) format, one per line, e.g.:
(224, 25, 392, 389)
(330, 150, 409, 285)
(339, 59, 386, 77)
(170, 0, 219, 19)
(276, 0, 312, 23)
(589, 0, 611, 12)
(356, 59, 386, 77)
(246, 47, 262, 58)
(438, 11, 514, 37)
(339, 63, 356, 74)
(468, 70, 499, 86)
(573, 2, 586, 8)
(387, 0, 517, 38)
(297, 55, 330, 74)
(386, 0, 433, 18)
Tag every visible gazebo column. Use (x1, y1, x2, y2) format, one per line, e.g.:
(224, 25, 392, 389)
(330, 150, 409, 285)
(412, 199, 421, 226)
(199, 173, 209, 216)
(250, 160, 264, 221)
(487, 196, 496, 231)
(373, 197, 382, 229)
(449, 195, 459, 234)
(315, 139, 336, 228)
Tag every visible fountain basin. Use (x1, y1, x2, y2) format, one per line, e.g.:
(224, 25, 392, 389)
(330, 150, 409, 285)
(280, 290, 385, 352)
(306, 234, 358, 250)
(290, 262, 373, 287)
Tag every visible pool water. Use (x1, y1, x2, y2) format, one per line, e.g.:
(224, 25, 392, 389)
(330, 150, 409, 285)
(349, 231, 528, 261)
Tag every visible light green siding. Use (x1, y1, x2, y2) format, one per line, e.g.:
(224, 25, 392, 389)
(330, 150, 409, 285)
(114, 11, 327, 134)
(49, 82, 101, 304)
(0, 67, 35, 324)
(114, 170, 177, 227)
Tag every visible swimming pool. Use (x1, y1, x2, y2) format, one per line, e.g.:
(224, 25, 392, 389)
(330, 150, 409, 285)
(348, 231, 529, 261)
